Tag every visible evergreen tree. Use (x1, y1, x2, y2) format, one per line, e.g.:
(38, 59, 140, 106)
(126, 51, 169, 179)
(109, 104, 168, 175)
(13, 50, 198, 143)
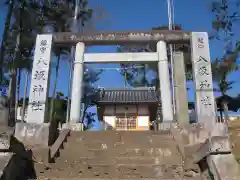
(211, 0, 240, 122)
(1, 0, 105, 126)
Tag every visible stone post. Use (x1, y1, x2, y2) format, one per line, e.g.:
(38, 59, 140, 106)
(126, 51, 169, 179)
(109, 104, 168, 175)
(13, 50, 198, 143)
(157, 41, 173, 129)
(191, 32, 217, 134)
(26, 34, 53, 124)
(69, 42, 85, 131)
(15, 34, 53, 148)
(173, 52, 189, 126)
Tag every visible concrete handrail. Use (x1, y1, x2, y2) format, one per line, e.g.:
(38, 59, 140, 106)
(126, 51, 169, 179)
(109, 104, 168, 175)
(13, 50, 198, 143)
(170, 124, 186, 158)
(49, 129, 70, 160)
(171, 123, 240, 180)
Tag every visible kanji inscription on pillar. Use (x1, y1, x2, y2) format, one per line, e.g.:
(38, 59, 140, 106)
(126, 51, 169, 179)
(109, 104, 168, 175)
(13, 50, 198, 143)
(26, 34, 53, 123)
(191, 32, 216, 131)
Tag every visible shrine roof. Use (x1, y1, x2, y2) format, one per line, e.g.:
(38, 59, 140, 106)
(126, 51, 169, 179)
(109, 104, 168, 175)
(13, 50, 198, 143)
(97, 88, 159, 104)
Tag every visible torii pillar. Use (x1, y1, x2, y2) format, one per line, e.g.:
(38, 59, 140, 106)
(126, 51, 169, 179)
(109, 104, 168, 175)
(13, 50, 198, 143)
(157, 41, 174, 130)
(69, 42, 85, 131)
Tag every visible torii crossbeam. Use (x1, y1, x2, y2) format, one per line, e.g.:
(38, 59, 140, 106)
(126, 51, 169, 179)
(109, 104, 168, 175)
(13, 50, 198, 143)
(52, 30, 190, 45)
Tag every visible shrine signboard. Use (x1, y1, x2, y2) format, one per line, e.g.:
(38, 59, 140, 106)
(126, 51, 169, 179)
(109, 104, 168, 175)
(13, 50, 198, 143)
(191, 32, 217, 132)
(26, 35, 52, 124)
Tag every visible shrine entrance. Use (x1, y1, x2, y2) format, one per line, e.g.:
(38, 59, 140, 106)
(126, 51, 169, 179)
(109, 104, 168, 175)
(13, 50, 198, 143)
(26, 30, 217, 133)
(116, 116, 136, 131)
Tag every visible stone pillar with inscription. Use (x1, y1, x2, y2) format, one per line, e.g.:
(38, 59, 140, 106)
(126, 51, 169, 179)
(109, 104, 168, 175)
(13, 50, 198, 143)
(26, 35, 52, 124)
(191, 32, 218, 134)
(191, 32, 240, 180)
(69, 42, 85, 131)
(157, 41, 173, 129)
(14, 35, 53, 148)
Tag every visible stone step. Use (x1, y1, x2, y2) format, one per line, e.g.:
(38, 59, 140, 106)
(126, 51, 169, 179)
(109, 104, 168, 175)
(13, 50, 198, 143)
(36, 164, 185, 179)
(35, 165, 201, 180)
(58, 146, 180, 159)
(37, 178, 200, 180)
(33, 130, 204, 180)
(53, 156, 182, 167)
(36, 178, 175, 180)
(36, 177, 200, 180)
(66, 131, 176, 149)
(35, 131, 203, 179)
(66, 135, 177, 149)
(68, 130, 173, 136)
(64, 142, 178, 150)
(68, 131, 173, 145)
(69, 130, 171, 137)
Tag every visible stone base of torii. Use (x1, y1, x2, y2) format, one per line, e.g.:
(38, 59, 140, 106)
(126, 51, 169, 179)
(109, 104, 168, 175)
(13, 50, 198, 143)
(10, 30, 240, 179)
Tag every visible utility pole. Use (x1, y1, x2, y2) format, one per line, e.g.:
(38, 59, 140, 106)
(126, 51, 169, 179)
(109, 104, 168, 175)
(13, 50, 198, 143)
(167, 0, 176, 116)
(66, 0, 80, 123)
(124, 72, 127, 88)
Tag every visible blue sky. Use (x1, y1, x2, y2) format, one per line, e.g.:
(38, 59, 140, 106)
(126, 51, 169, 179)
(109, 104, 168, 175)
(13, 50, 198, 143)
(0, 0, 240, 103)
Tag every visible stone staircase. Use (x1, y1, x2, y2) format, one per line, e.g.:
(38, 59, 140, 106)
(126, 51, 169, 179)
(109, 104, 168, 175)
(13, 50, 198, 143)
(35, 130, 203, 179)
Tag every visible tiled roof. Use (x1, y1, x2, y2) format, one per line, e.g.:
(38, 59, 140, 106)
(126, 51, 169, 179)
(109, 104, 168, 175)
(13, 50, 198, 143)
(98, 88, 159, 104)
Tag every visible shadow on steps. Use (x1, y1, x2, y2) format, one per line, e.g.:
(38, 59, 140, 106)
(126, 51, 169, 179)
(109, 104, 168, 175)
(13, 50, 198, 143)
(1, 118, 62, 180)
(1, 136, 37, 180)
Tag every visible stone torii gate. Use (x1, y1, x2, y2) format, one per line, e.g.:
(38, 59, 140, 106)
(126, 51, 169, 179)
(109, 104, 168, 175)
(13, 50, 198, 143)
(24, 30, 217, 132)
(13, 30, 240, 179)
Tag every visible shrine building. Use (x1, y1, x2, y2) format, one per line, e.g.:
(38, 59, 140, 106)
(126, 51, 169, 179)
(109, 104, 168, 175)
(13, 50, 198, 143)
(97, 88, 159, 131)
